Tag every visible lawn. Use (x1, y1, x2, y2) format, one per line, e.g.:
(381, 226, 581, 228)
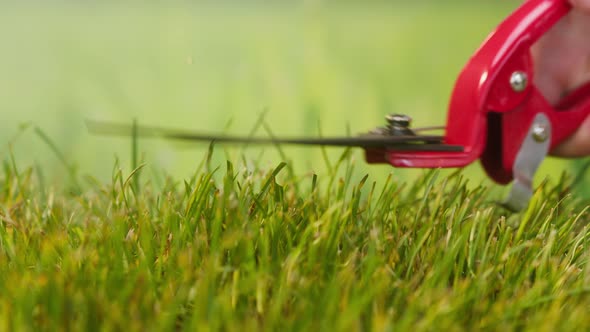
(2, 1, 590, 330)
(1, 154, 590, 330)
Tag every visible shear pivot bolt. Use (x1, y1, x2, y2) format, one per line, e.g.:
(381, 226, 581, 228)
(510, 71, 528, 92)
(386, 114, 412, 128)
(386, 114, 415, 136)
(532, 124, 548, 143)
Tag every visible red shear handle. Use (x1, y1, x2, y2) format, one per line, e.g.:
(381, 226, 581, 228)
(447, 0, 571, 149)
(555, 81, 590, 110)
(481, 0, 571, 112)
(550, 82, 590, 146)
(488, 81, 590, 183)
(372, 0, 575, 170)
(369, 0, 587, 179)
(478, 0, 590, 184)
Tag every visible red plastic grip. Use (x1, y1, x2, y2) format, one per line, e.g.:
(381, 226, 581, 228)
(367, 0, 590, 185)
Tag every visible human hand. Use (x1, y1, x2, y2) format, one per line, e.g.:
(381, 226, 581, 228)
(533, 0, 590, 157)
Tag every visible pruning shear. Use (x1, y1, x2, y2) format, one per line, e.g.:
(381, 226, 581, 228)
(89, 0, 590, 211)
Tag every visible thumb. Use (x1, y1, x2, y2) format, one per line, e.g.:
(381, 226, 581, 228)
(551, 115, 590, 157)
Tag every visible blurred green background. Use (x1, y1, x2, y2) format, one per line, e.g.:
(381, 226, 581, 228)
(0, 1, 584, 195)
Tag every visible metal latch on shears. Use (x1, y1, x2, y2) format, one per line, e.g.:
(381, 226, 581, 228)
(88, 0, 590, 211)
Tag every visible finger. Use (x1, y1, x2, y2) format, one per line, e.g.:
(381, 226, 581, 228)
(530, 16, 573, 104)
(532, 9, 590, 104)
(551, 115, 590, 157)
(570, 0, 590, 13)
(533, 63, 565, 104)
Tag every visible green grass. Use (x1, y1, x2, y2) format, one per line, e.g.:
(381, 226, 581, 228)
(1, 150, 590, 330)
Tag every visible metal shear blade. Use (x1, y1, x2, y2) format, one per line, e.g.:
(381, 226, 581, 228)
(86, 120, 463, 152)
